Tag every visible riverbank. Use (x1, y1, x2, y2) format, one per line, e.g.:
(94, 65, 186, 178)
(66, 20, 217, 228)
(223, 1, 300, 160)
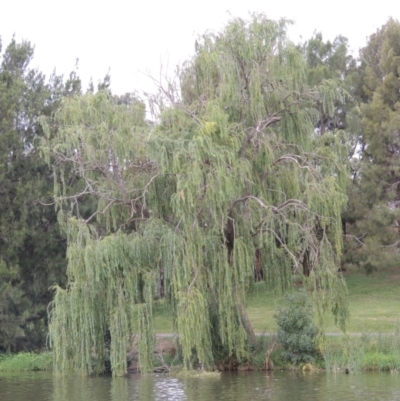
(323, 331, 400, 373)
(1, 266, 399, 373)
(236, 331, 400, 373)
(0, 352, 52, 372)
(2, 330, 400, 374)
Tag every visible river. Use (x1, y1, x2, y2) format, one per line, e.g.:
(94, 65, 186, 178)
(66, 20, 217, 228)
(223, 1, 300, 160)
(1, 370, 399, 400)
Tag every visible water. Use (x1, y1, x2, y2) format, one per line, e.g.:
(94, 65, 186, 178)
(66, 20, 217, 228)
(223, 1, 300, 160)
(1, 371, 400, 401)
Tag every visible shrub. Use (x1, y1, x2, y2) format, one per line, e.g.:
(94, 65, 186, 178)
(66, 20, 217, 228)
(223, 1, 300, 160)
(274, 290, 320, 364)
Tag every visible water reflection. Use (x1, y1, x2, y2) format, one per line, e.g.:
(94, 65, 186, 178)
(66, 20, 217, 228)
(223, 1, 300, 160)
(0, 370, 400, 401)
(153, 376, 187, 400)
(53, 375, 113, 401)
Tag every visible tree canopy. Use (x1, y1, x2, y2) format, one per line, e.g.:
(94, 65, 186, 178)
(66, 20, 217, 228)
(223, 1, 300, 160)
(41, 14, 349, 376)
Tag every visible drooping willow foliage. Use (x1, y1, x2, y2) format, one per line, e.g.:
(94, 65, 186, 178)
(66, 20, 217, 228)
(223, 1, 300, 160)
(41, 14, 349, 376)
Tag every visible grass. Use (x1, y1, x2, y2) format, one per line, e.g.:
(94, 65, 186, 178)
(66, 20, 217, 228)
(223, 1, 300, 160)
(323, 331, 400, 372)
(0, 352, 53, 372)
(153, 300, 174, 333)
(323, 265, 400, 333)
(153, 265, 400, 334)
(247, 265, 400, 333)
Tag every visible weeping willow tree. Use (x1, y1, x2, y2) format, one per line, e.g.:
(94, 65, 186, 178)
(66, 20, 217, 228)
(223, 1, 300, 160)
(41, 14, 349, 376)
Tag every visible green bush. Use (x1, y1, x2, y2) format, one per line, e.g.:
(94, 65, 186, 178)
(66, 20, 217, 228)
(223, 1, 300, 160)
(274, 290, 320, 364)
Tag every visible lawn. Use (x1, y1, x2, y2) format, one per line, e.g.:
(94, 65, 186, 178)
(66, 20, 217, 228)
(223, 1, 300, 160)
(153, 265, 400, 333)
(324, 265, 400, 332)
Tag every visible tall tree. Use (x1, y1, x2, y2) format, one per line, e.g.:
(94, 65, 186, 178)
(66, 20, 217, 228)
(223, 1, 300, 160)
(0, 36, 81, 351)
(301, 33, 367, 270)
(43, 15, 349, 376)
(343, 19, 400, 272)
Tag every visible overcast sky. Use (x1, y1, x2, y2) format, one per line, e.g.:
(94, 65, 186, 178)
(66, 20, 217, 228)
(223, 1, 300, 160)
(1, 1, 399, 95)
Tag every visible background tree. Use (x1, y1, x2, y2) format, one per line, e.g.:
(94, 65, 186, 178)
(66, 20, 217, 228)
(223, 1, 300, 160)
(0, 36, 82, 351)
(303, 32, 357, 135)
(343, 19, 400, 272)
(44, 14, 349, 376)
(302, 32, 363, 273)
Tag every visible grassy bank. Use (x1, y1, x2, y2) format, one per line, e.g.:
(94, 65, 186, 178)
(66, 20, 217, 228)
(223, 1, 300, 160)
(0, 352, 52, 372)
(153, 331, 400, 373)
(323, 331, 400, 372)
(234, 330, 400, 373)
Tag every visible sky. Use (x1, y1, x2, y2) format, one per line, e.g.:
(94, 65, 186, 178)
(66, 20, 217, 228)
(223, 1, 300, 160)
(1, 1, 399, 96)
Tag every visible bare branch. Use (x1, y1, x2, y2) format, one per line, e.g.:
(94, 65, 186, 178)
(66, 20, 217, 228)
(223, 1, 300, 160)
(85, 200, 115, 223)
(263, 227, 300, 269)
(344, 234, 366, 246)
